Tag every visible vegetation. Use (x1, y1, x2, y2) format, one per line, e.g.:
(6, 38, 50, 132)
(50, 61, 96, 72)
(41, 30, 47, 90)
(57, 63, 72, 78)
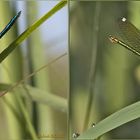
(70, 1, 140, 139)
(1, 1, 140, 140)
(0, 1, 67, 140)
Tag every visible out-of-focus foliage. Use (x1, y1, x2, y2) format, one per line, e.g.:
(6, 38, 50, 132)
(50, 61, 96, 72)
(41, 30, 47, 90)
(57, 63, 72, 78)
(0, 1, 68, 140)
(70, 1, 140, 139)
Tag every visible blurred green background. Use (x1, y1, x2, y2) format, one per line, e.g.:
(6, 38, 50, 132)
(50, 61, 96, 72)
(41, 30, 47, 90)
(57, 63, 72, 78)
(0, 1, 68, 140)
(70, 1, 140, 139)
(1, 0, 140, 140)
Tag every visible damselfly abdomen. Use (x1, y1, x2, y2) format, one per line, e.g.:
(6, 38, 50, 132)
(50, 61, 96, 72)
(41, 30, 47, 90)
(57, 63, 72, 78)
(0, 11, 21, 39)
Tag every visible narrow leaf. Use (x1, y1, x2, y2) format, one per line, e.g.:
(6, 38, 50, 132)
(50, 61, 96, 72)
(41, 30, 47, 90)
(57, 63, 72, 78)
(0, 1, 67, 63)
(77, 101, 140, 139)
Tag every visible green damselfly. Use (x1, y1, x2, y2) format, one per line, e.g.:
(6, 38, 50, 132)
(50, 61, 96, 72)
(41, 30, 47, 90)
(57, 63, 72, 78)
(0, 11, 21, 39)
(109, 17, 140, 57)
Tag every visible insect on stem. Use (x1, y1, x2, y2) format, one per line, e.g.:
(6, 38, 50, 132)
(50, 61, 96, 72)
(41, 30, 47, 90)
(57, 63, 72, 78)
(0, 11, 21, 39)
(108, 35, 140, 57)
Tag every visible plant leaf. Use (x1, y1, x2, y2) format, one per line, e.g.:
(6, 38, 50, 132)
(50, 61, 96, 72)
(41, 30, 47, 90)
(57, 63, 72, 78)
(77, 101, 140, 139)
(0, 1, 67, 63)
(0, 83, 67, 113)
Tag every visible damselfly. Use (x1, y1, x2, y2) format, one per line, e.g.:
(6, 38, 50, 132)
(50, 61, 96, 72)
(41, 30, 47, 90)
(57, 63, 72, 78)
(109, 17, 140, 57)
(0, 11, 21, 39)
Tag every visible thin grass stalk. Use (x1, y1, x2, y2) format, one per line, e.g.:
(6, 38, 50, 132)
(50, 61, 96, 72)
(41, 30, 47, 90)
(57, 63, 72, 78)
(26, 1, 54, 133)
(15, 91, 38, 139)
(0, 2, 23, 139)
(0, 53, 67, 112)
(83, 2, 101, 130)
(0, 1, 67, 63)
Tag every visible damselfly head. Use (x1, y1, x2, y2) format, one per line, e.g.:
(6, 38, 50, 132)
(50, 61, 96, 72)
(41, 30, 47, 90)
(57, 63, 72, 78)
(108, 35, 119, 43)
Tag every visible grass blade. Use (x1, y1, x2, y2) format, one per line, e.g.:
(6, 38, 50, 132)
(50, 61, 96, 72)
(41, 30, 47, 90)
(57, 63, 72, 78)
(77, 101, 140, 139)
(0, 1, 67, 63)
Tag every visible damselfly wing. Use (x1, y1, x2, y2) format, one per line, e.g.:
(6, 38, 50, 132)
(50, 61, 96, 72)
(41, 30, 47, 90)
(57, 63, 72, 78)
(109, 17, 140, 56)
